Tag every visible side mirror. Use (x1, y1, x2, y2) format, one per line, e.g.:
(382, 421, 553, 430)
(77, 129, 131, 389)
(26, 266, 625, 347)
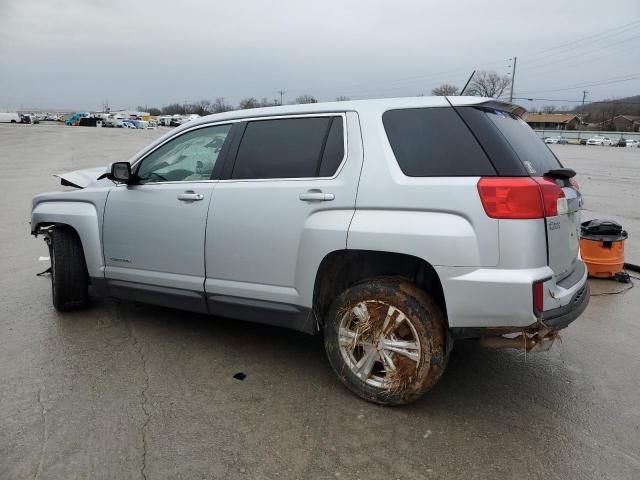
(99, 162, 132, 183)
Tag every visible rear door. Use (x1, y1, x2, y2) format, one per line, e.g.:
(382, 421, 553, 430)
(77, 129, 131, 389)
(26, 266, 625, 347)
(456, 105, 582, 281)
(204, 113, 360, 318)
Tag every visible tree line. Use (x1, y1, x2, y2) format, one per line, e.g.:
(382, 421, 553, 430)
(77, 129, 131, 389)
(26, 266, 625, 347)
(137, 70, 516, 116)
(138, 94, 327, 116)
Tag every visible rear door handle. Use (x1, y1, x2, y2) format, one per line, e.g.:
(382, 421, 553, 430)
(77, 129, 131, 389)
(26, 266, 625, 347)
(178, 191, 204, 201)
(299, 190, 335, 202)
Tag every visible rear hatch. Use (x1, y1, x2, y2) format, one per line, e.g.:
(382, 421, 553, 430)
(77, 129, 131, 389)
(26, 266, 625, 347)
(453, 101, 582, 282)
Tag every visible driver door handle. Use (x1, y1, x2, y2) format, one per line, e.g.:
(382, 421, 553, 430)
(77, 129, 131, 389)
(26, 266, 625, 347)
(177, 191, 204, 202)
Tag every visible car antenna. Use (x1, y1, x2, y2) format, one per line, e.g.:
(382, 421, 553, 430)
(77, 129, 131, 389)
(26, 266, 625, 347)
(460, 70, 476, 95)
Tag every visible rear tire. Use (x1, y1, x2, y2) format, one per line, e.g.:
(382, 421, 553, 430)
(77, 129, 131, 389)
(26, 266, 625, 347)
(324, 277, 447, 405)
(49, 227, 89, 311)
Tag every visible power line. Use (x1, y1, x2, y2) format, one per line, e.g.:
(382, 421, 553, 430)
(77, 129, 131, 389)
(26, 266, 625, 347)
(287, 60, 505, 96)
(512, 96, 640, 105)
(519, 33, 640, 71)
(517, 42, 639, 79)
(518, 20, 640, 62)
(518, 72, 640, 95)
(289, 21, 640, 101)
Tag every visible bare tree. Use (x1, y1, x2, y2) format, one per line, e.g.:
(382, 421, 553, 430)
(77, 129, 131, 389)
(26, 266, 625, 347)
(212, 97, 233, 113)
(192, 99, 213, 116)
(431, 84, 459, 96)
(293, 94, 318, 104)
(465, 71, 511, 98)
(335, 96, 350, 102)
(239, 97, 260, 110)
(542, 105, 557, 114)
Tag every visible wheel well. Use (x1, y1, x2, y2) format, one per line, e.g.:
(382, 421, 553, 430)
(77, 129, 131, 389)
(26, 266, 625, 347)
(313, 250, 447, 326)
(35, 222, 85, 255)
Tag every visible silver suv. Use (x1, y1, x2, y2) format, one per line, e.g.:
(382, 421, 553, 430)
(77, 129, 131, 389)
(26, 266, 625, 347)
(31, 97, 589, 405)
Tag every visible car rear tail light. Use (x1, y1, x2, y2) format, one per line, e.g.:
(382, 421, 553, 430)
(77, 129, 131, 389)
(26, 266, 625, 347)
(533, 177, 565, 217)
(533, 280, 545, 314)
(477, 177, 565, 219)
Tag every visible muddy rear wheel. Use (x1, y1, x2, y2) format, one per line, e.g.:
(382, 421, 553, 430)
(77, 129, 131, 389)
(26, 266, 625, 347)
(324, 277, 447, 405)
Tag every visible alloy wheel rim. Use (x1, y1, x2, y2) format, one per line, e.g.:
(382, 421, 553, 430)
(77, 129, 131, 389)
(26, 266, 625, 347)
(338, 300, 422, 389)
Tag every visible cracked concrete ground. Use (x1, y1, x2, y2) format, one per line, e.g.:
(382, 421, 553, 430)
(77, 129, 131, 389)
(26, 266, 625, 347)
(1, 125, 639, 479)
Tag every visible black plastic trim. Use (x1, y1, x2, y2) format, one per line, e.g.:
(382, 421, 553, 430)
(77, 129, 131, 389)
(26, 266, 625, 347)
(207, 294, 316, 334)
(106, 279, 209, 314)
(541, 282, 590, 330)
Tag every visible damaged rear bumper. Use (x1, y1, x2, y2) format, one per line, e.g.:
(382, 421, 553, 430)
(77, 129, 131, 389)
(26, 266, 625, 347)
(451, 279, 590, 351)
(540, 281, 590, 330)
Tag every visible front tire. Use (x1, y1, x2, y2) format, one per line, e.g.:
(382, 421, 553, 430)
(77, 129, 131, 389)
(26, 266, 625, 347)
(49, 227, 89, 311)
(324, 277, 447, 405)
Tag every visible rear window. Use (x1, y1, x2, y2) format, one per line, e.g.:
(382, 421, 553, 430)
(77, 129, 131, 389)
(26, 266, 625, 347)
(383, 107, 496, 177)
(480, 109, 562, 175)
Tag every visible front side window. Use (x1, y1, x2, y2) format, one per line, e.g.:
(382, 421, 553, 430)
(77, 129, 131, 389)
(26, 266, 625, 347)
(231, 116, 344, 180)
(136, 124, 231, 183)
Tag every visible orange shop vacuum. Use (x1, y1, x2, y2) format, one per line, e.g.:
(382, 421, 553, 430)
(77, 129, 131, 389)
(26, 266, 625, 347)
(579, 219, 628, 280)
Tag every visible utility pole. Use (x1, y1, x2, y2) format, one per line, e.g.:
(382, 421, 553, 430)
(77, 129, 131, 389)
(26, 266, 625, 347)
(581, 90, 588, 110)
(277, 90, 286, 105)
(508, 56, 517, 103)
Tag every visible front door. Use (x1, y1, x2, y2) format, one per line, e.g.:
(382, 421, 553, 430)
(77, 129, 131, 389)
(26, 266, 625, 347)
(102, 123, 232, 313)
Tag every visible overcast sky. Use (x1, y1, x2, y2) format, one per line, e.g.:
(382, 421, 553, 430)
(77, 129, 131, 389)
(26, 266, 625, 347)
(1, 0, 639, 111)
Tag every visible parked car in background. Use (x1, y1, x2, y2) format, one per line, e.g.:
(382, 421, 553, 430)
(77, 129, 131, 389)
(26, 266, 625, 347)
(625, 139, 639, 148)
(65, 112, 90, 126)
(20, 114, 39, 124)
(579, 138, 588, 145)
(31, 97, 589, 405)
(586, 136, 612, 146)
(545, 136, 567, 144)
(0, 112, 21, 123)
(617, 138, 627, 147)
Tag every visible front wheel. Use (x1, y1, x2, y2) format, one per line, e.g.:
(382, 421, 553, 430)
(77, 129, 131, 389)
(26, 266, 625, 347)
(49, 227, 89, 311)
(324, 277, 447, 405)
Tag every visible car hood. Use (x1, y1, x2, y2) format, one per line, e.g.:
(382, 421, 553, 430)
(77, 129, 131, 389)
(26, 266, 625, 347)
(55, 166, 112, 189)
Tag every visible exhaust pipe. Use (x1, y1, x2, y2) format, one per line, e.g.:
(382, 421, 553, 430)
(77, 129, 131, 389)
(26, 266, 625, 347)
(480, 330, 559, 352)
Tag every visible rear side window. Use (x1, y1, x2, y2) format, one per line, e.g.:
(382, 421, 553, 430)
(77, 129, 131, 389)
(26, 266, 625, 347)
(483, 109, 562, 175)
(382, 107, 496, 177)
(457, 107, 562, 176)
(232, 116, 343, 179)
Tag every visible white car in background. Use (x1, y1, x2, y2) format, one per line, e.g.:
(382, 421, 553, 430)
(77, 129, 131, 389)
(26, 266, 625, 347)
(544, 136, 567, 144)
(0, 112, 21, 123)
(586, 136, 612, 146)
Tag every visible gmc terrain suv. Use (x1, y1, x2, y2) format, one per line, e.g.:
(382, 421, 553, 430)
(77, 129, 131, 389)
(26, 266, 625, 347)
(31, 97, 589, 405)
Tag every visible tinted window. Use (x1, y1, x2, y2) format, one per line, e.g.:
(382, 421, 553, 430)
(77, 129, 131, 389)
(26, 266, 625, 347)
(232, 117, 333, 179)
(482, 109, 562, 175)
(455, 107, 527, 176)
(137, 124, 231, 183)
(383, 108, 495, 177)
(318, 117, 345, 177)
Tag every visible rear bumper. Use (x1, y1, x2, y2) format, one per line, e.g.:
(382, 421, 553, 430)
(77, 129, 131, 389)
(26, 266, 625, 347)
(436, 260, 590, 331)
(541, 281, 590, 330)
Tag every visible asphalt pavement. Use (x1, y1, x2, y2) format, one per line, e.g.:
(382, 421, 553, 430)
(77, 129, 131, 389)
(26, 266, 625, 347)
(1, 124, 638, 479)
